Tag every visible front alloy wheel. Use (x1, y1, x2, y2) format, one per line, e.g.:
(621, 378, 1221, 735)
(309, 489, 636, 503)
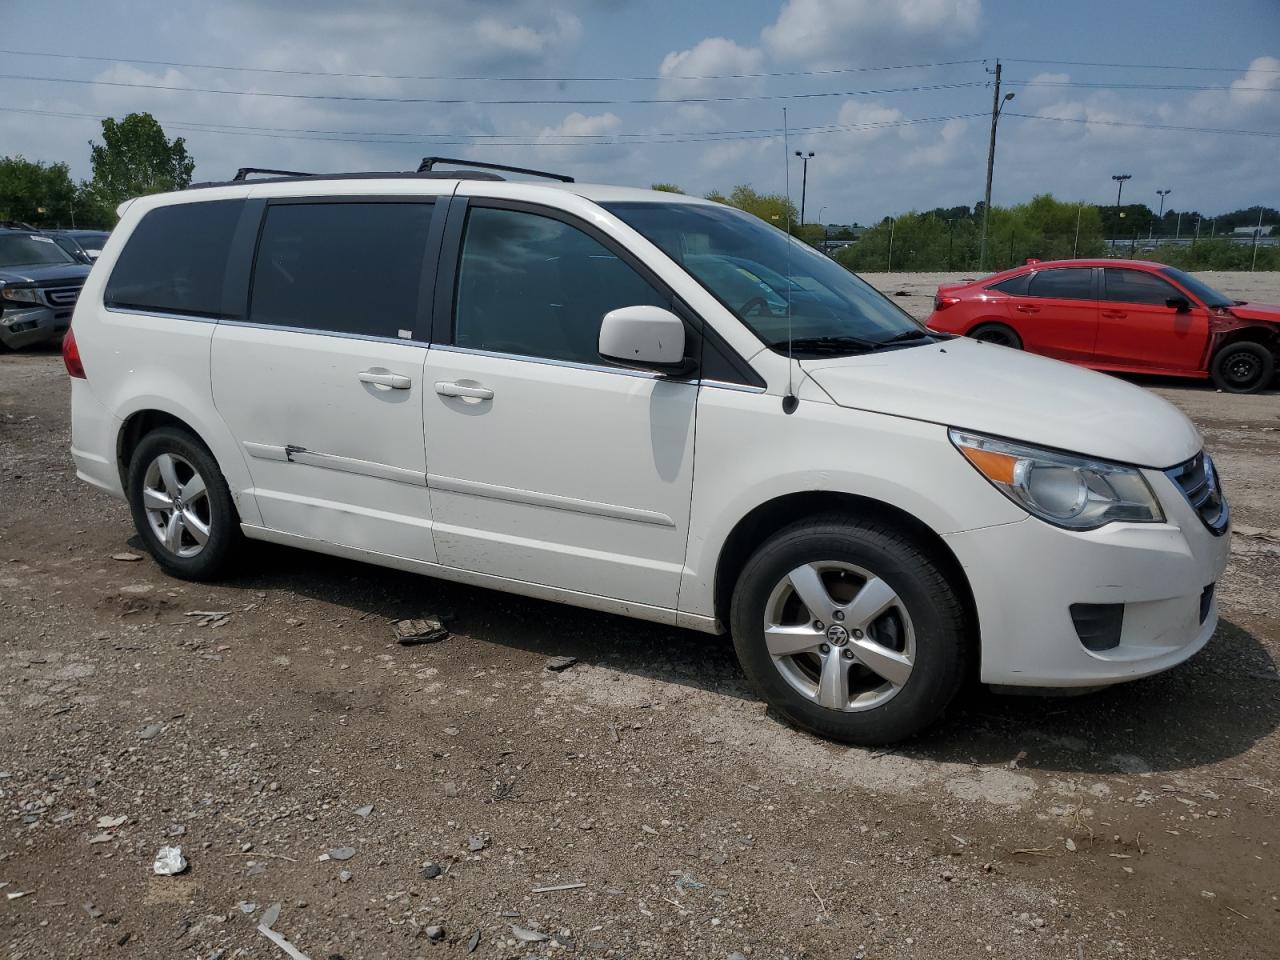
(763, 562, 915, 712)
(730, 515, 969, 744)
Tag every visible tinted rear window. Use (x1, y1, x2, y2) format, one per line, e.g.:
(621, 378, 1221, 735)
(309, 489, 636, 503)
(249, 201, 434, 339)
(105, 200, 243, 317)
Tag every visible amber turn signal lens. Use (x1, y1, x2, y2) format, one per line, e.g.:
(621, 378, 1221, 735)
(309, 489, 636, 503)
(959, 445, 1017, 485)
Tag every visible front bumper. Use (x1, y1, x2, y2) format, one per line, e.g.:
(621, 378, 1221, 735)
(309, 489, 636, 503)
(0, 303, 72, 349)
(946, 466, 1231, 688)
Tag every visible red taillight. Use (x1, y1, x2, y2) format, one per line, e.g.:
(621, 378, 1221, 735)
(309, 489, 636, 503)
(62, 328, 86, 379)
(934, 294, 961, 310)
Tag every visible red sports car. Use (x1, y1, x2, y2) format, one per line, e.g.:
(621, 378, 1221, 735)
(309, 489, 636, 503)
(925, 259, 1280, 393)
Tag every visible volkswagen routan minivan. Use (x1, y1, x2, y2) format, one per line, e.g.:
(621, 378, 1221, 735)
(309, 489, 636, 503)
(66, 160, 1230, 744)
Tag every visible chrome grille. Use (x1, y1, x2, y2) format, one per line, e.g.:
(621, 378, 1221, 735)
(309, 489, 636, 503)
(44, 286, 82, 307)
(1165, 451, 1228, 536)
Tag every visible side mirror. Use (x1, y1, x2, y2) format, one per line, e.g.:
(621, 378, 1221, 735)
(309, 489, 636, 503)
(598, 305, 690, 373)
(1166, 296, 1191, 313)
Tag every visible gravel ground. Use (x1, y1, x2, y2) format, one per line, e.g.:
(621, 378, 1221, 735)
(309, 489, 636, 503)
(1, 272, 1278, 959)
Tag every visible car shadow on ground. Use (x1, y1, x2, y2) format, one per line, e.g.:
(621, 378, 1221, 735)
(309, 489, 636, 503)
(210, 540, 1279, 778)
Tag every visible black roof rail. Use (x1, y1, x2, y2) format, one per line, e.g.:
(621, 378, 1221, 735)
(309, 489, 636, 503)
(232, 167, 314, 182)
(418, 156, 574, 183)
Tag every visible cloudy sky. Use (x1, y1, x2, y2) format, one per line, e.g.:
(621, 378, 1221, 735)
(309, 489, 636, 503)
(3, 0, 1277, 223)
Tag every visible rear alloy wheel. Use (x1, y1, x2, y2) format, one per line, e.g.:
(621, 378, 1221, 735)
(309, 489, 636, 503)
(730, 515, 969, 745)
(968, 323, 1022, 350)
(127, 427, 243, 580)
(1210, 341, 1274, 394)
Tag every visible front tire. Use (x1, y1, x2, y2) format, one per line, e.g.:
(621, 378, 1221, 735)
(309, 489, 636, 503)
(126, 427, 243, 580)
(730, 515, 969, 745)
(1210, 341, 1274, 394)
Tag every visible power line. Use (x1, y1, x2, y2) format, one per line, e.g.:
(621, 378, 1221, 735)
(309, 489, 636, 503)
(1003, 56, 1280, 74)
(0, 104, 984, 145)
(1004, 112, 1280, 138)
(1012, 78, 1278, 93)
(0, 72, 984, 104)
(0, 48, 986, 83)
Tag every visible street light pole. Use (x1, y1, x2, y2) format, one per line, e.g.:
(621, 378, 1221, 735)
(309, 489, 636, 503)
(1111, 174, 1132, 253)
(947, 218, 955, 270)
(978, 61, 1014, 272)
(1153, 189, 1170, 240)
(887, 217, 896, 271)
(794, 151, 814, 227)
(1252, 206, 1265, 271)
(1073, 203, 1083, 258)
(1175, 211, 1182, 241)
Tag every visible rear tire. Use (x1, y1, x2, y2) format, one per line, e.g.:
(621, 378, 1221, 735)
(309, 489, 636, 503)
(729, 514, 969, 745)
(968, 323, 1022, 349)
(1210, 340, 1274, 394)
(126, 427, 244, 580)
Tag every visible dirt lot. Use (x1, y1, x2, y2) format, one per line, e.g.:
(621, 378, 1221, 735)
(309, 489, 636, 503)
(2, 272, 1278, 959)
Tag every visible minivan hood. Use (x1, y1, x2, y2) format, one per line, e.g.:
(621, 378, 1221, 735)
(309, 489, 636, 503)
(802, 337, 1201, 468)
(0, 262, 91, 285)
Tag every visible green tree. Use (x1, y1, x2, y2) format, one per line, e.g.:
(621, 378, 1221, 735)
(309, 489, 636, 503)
(705, 184, 798, 229)
(1147, 238, 1279, 271)
(0, 156, 77, 226)
(650, 182, 684, 193)
(86, 113, 194, 216)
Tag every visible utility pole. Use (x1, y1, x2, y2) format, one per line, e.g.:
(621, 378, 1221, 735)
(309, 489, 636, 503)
(1175, 211, 1182, 241)
(1153, 189, 1170, 239)
(979, 61, 1014, 272)
(1111, 174, 1132, 254)
(1252, 206, 1265, 271)
(887, 217, 896, 271)
(794, 151, 814, 227)
(947, 218, 955, 270)
(1193, 217, 1200, 249)
(1073, 204, 1083, 258)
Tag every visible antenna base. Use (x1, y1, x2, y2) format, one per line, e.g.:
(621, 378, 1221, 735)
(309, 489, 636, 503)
(781, 395, 799, 415)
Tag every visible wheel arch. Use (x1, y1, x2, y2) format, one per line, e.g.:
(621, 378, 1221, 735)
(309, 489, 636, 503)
(712, 491, 980, 662)
(115, 400, 262, 526)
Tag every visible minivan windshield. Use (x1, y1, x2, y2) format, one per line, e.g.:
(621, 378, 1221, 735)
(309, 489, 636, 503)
(1158, 266, 1234, 308)
(605, 202, 927, 356)
(0, 233, 77, 268)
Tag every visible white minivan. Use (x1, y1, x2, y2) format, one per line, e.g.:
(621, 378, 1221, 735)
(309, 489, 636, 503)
(66, 160, 1230, 744)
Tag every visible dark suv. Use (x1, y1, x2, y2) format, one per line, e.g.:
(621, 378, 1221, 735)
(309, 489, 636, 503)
(0, 226, 92, 349)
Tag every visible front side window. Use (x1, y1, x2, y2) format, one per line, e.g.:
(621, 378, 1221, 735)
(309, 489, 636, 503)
(105, 200, 242, 317)
(1159, 266, 1231, 308)
(454, 206, 668, 364)
(1025, 268, 1094, 300)
(249, 201, 434, 339)
(1103, 268, 1180, 307)
(0, 233, 78, 268)
(604, 201, 924, 357)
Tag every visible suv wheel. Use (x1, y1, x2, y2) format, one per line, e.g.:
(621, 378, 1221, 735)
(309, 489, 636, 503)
(730, 515, 968, 745)
(126, 427, 243, 580)
(1210, 340, 1274, 394)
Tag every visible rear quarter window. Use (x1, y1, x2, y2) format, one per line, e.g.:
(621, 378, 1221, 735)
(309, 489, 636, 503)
(105, 200, 243, 318)
(988, 274, 1029, 296)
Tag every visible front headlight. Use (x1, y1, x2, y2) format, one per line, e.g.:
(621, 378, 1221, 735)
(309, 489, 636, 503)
(0, 285, 40, 305)
(950, 429, 1163, 530)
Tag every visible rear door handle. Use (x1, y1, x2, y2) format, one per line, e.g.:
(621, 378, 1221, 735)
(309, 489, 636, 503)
(1101, 310, 1127, 319)
(1015, 304, 1040, 313)
(358, 370, 412, 389)
(435, 381, 494, 400)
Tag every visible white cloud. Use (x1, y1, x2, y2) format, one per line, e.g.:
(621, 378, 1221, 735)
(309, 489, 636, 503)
(537, 111, 622, 139)
(658, 37, 766, 99)
(762, 0, 981, 64)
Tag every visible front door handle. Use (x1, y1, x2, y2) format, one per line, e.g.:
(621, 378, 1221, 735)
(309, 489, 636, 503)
(435, 381, 494, 400)
(1100, 310, 1127, 319)
(1015, 304, 1040, 313)
(358, 370, 412, 390)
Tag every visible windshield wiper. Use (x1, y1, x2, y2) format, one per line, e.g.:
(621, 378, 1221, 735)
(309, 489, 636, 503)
(767, 334, 881, 356)
(876, 328, 931, 345)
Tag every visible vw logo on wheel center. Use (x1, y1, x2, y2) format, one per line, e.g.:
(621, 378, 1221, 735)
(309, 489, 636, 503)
(825, 623, 850, 646)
